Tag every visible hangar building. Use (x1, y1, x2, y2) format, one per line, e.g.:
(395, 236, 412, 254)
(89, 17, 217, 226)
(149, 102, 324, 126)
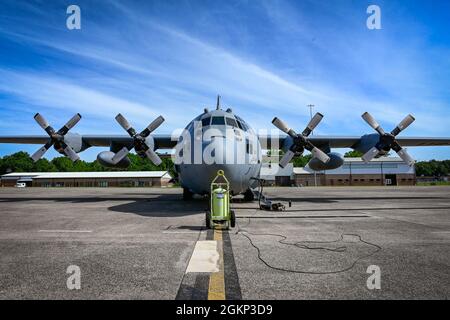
(0, 171, 172, 188)
(293, 157, 416, 186)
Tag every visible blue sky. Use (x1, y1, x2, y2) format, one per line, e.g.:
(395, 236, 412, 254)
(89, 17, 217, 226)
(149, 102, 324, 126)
(0, 0, 449, 161)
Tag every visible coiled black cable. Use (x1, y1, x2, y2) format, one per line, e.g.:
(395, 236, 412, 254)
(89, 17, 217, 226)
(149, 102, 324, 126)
(235, 218, 382, 275)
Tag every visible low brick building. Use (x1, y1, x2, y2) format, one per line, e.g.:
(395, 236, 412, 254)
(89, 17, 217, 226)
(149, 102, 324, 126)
(1, 171, 172, 188)
(294, 157, 416, 186)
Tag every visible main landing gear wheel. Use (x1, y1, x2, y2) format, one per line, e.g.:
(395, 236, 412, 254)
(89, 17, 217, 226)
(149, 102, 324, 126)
(230, 210, 236, 228)
(243, 188, 255, 201)
(183, 188, 193, 201)
(205, 211, 212, 229)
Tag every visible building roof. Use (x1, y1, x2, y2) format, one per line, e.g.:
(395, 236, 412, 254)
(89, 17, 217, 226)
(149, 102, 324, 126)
(293, 167, 314, 175)
(1, 171, 172, 179)
(293, 157, 415, 175)
(342, 157, 405, 163)
(1, 172, 43, 177)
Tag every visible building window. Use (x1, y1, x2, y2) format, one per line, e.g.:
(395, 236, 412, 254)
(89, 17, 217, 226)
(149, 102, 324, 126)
(98, 181, 108, 187)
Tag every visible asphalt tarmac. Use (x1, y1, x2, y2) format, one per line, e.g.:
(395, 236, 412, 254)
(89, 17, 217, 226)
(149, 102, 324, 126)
(0, 186, 449, 299)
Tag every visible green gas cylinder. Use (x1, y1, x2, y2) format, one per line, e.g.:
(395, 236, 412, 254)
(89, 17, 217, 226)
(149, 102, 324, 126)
(211, 187, 229, 220)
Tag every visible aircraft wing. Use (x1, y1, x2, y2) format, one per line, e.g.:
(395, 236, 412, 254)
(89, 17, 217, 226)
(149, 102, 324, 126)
(309, 136, 450, 148)
(80, 134, 178, 149)
(258, 135, 450, 149)
(258, 135, 362, 149)
(0, 134, 179, 150)
(1, 134, 449, 151)
(390, 137, 450, 147)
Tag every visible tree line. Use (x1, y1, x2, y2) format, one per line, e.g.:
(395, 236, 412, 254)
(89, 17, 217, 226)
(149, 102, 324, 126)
(0, 152, 176, 177)
(0, 151, 449, 177)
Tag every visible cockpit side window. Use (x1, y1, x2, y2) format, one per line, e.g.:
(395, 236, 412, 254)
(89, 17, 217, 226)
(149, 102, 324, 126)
(225, 117, 238, 128)
(235, 115, 250, 131)
(211, 116, 225, 125)
(202, 117, 211, 127)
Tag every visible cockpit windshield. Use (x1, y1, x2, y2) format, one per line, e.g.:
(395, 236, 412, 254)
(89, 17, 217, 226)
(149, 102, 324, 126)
(211, 116, 225, 125)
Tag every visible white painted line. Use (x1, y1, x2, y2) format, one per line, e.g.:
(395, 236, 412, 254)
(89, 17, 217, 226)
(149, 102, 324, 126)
(162, 231, 200, 234)
(186, 240, 219, 273)
(38, 230, 92, 233)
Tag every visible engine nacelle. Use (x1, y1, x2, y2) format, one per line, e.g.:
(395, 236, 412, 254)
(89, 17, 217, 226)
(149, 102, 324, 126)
(353, 133, 388, 157)
(308, 152, 344, 171)
(55, 132, 84, 155)
(97, 151, 131, 168)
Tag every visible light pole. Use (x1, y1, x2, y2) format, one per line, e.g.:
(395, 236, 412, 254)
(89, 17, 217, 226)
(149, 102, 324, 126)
(307, 104, 318, 187)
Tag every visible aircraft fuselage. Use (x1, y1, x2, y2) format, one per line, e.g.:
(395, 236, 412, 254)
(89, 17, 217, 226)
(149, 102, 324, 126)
(174, 108, 262, 196)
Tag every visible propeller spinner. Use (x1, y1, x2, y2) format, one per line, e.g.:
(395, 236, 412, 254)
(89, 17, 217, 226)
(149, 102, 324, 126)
(31, 113, 81, 162)
(361, 112, 415, 166)
(271, 112, 330, 168)
(112, 114, 165, 166)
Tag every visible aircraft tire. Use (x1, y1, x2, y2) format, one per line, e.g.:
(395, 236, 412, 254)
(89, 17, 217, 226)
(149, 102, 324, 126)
(243, 188, 255, 201)
(230, 210, 236, 228)
(183, 187, 193, 201)
(205, 211, 211, 229)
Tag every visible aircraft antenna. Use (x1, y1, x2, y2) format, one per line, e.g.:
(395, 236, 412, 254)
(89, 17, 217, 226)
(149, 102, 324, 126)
(216, 95, 221, 110)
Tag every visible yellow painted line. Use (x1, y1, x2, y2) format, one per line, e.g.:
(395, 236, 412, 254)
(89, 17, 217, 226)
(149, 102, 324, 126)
(208, 229, 226, 300)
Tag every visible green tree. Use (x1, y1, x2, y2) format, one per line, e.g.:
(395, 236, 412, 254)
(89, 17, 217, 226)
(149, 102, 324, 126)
(0, 151, 34, 174)
(51, 157, 75, 172)
(415, 160, 450, 177)
(292, 154, 312, 167)
(33, 159, 57, 172)
(344, 150, 363, 158)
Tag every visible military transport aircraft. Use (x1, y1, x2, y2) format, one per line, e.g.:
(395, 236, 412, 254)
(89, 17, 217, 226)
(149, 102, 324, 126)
(1, 97, 449, 200)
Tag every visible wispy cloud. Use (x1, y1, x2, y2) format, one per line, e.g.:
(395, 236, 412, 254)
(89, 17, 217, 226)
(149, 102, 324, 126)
(0, 0, 449, 161)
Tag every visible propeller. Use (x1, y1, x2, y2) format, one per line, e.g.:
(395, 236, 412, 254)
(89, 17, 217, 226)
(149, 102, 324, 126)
(361, 112, 415, 165)
(112, 114, 165, 166)
(271, 113, 330, 168)
(31, 113, 81, 162)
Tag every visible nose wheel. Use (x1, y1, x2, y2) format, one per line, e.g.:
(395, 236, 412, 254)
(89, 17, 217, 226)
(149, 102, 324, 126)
(183, 187, 193, 201)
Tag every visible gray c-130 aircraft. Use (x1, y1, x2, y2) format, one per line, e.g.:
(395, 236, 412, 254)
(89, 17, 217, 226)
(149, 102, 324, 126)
(1, 96, 449, 200)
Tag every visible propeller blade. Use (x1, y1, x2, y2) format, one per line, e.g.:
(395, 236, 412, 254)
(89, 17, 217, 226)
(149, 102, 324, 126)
(310, 146, 330, 163)
(31, 141, 53, 162)
(58, 113, 82, 135)
(144, 149, 162, 166)
(115, 114, 136, 136)
(62, 144, 80, 162)
(272, 117, 295, 136)
(279, 150, 295, 168)
(112, 147, 130, 164)
(362, 112, 385, 135)
(34, 113, 50, 130)
(140, 116, 165, 138)
(302, 112, 323, 137)
(391, 114, 415, 136)
(393, 143, 415, 166)
(361, 146, 380, 163)
(34, 113, 55, 135)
